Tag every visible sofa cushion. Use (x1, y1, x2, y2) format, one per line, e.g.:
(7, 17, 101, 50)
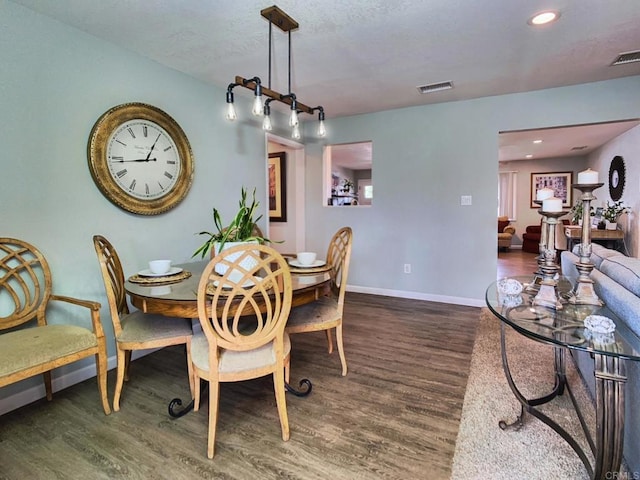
(599, 256, 640, 297)
(572, 243, 622, 269)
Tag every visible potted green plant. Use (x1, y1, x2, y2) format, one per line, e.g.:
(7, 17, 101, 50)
(568, 200, 594, 225)
(192, 187, 270, 259)
(602, 200, 631, 230)
(341, 179, 354, 193)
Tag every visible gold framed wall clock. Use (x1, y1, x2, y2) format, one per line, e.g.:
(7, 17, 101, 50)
(88, 102, 194, 215)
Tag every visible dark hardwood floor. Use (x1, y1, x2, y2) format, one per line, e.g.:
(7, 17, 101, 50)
(497, 248, 539, 278)
(0, 293, 480, 480)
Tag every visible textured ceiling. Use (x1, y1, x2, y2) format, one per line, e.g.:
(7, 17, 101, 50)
(9, 0, 640, 160)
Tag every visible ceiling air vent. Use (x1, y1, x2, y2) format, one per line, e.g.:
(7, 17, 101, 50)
(417, 81, 454, 94)
(612, 50, 640, 66)
(570, 145, 589, 151)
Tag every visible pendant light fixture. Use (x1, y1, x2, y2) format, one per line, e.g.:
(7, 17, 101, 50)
(224, 5, 326, 138)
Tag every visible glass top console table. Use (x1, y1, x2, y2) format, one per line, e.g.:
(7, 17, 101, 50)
(486, 276, 640, 480)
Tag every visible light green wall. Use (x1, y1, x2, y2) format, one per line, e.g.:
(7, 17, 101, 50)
(305, 79, 640, 302)
(2, 0, 640, 409)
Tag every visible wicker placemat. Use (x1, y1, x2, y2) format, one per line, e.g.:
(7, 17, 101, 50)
(128, 270, 192, 285)
(288, 263, 332, 274)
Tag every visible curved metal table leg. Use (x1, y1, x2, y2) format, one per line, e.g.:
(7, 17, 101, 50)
(592, 354, 626, 479)
(285, 378, 313, 397)
(168, 375, 313, 417)
(499, 323, 628, 479)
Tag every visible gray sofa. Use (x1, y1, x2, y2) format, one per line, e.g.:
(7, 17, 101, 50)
(561, 244, 640, 474)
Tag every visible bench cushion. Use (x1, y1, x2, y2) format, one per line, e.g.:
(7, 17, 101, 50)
(0, 325, 97, 378)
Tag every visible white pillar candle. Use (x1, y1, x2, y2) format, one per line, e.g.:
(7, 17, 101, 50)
(542, 197, 563, 212)
(577, 168, 599, 184)
(536, 187, 554, 201)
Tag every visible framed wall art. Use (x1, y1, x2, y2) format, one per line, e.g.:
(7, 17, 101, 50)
(268, 152, 287, 222)
(530, 171, 573, 208)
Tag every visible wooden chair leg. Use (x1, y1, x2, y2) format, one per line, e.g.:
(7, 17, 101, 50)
(124, 350, 132, 382)
(95, 348, 112, 415)
(185, 340, 194, 396)
(325, 329, 334, 354)
(207, 380, 220, 459)
(113, 347, 127, 411)
(43, 371, 53, 401)
(336, 324, 347, 376)
(193, 371, 201, 412)
(273, 364, 290, 442)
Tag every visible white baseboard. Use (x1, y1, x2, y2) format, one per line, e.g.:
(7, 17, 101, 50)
(346, 284, 485, 308)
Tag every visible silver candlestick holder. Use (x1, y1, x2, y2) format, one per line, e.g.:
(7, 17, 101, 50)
(533, 210, 566, 309)
(525, 200, 547, 294)
(566, 182, 604, 306)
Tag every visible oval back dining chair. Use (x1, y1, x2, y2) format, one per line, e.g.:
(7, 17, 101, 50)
(93, 235, 193, 411)
(0, 237, 111, 414)
(192, 243, 293, 459)
(285, 226, 353, 376)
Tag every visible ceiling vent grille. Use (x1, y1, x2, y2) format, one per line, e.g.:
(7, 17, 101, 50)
(570, 145, 589, 151)
(417, 81, 454, 94)
(612, 50, 640, 66)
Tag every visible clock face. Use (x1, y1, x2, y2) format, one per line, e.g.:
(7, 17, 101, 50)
(88, 103, 193, 215)
(106, 120, 180, 200)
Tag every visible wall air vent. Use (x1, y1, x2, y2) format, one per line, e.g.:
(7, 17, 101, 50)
(570, 145, 589, 151)
(417, 81, 454, 94)
(612, 50, 640, 66)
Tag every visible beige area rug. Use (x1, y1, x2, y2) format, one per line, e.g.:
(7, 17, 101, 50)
(451, 308, 596, 479)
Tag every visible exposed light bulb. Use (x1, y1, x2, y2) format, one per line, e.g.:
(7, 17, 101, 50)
(252, 95, 263, 116)
(262, 114, 272, 131)
(317, 119, 326, 137)
(226, 102, 237, 121)
(292, 124, 301, 140)
(289, 109, 299, 127)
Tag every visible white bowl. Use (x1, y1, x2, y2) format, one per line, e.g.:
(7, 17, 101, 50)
(149, 259, 172, 274)
(297, 252, 317, 266)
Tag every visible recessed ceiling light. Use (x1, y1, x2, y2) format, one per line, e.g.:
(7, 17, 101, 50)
(528, 10, 560, 26)
(533, 139, 543, 144)
(525, 154, 533, 158)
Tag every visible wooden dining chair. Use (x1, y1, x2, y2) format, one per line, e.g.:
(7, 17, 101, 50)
(93, 235, 194, 411)
(192, 243, 293, 459)
(285, 226, 353, 376)
(0, 237, 111, 414)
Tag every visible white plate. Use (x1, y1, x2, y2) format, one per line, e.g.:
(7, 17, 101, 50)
(138, 267, 183, 277)
(213, 275, 261, 289)
(288, 259, 326, 268)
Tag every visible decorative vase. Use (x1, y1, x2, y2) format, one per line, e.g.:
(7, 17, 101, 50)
(213, 240, 259, 277)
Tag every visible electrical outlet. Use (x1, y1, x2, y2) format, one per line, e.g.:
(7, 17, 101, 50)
(461, 195, 472, 206)
(404, 263, 411, 274)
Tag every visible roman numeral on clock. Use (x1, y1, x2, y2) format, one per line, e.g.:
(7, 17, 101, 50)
(127, 127, 136, 138)
(164, 171, 174, 180)
(129, 179, 137, 190)
(116, 169, 127, 178)
(163, 146, 172, 152)
(143, 125, 148, 137)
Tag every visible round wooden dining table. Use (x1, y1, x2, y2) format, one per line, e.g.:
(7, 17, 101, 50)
(124, 259, 331, 415)
(125, 260, 331, 318)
